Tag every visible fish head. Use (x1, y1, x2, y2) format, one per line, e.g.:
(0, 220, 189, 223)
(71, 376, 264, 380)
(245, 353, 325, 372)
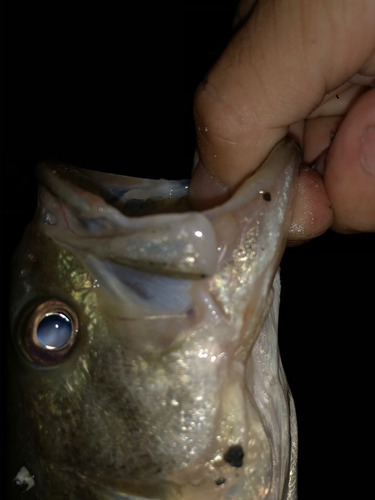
(8, 139, 300, 499)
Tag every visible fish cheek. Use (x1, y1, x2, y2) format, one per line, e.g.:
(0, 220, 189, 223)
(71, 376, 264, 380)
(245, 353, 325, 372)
(11, 257, 168, 478)
(14, 315, 97, 469)
(11, 246, 102, 465)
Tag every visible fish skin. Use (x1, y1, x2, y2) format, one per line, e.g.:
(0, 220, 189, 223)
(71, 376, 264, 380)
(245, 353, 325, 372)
(7, 138, 300, 499)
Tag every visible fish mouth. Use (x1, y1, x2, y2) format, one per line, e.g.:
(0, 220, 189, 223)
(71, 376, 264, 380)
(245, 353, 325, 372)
(23, 139, 300, 499)
(36, 138, 299, 283)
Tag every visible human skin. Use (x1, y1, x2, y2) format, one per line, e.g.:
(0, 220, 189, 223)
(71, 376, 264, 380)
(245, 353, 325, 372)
(188, 0, 375, 242)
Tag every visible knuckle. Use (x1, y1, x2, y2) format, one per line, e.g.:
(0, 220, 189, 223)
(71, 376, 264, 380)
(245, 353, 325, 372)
(193, 77, 251, 146)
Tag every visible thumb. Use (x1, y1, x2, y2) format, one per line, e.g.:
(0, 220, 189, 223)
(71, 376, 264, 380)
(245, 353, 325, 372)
(189, 0, 375, 209)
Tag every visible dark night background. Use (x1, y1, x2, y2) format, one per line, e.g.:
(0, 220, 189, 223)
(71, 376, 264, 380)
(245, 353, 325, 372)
(1, 0, 374, 497)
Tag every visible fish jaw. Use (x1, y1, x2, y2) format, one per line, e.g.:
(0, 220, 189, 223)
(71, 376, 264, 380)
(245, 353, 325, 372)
(8, 139, 300, 499)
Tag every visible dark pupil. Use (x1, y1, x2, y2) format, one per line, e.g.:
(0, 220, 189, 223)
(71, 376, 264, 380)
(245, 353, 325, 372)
(37, 313, 72, 349)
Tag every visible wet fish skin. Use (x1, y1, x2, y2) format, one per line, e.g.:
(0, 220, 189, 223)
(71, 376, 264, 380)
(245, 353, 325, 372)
(7, 138, 300, 499)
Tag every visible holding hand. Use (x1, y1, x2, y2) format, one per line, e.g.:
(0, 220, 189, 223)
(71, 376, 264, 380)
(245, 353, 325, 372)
(189, 0, 375, 242)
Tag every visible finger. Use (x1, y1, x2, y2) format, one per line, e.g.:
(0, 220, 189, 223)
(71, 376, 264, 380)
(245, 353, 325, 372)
(307, 83, 368, 120)
(324, 88, 375, 233)
(287, 86, 374, 240)
(289, 87, 374, 240)
(288, 119, 305, 148)
(232, 0, 258, 31)
(287, 165, 333, 241)
(295, 82, 370, 164)
(303, 116, 344, 165)
(189, 0, 375, 209)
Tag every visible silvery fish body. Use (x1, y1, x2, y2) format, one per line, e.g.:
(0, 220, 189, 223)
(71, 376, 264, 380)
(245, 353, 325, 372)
(7, 139, 300, 499)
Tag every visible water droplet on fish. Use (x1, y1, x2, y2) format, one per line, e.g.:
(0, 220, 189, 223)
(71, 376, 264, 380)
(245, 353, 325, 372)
(198, 349, 208, 359)
(43, 212, 56, 225)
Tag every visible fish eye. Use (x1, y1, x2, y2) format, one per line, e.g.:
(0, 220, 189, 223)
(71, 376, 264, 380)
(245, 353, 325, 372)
(18, 300, 79, 366)
(37, 313, 72, 349)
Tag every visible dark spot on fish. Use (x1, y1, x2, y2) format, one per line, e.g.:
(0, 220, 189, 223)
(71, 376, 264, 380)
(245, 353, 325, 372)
(328, 205, 332, 209)
(215, 477, 226, 485)
(336, 94, 340, 99)
(224, 444, 244, 467)
(187, 308, 195, 318)
(13, 479, 29, 492)
(262, 192, 271, 202)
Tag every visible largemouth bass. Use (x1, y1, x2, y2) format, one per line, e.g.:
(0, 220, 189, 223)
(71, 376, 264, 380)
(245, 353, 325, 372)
(7, 138, 300, 499)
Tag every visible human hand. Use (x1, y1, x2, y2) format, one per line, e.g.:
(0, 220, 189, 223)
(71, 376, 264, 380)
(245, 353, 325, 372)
(188, 0, 375, 242)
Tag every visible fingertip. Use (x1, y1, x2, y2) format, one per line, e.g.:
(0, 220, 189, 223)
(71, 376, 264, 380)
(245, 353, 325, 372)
(288, 166, 333, 241)
(325, 88, 375, 233)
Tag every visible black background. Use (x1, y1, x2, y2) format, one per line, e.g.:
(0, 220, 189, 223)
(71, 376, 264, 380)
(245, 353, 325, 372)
(1, 0, 374, 497)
